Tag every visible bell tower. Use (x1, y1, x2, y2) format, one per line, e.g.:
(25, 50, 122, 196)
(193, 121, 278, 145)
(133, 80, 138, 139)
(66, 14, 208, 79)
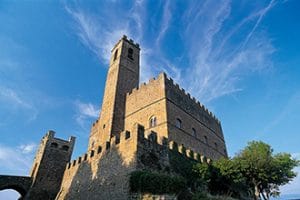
(88, 36, 140, 150)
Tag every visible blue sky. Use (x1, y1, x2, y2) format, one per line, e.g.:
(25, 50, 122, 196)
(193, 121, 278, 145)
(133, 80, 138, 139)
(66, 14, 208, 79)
(0, 0, 300, 198)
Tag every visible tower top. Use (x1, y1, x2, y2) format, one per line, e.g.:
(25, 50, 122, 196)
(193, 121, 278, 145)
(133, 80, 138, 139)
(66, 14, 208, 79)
(111, 35, 140, 52)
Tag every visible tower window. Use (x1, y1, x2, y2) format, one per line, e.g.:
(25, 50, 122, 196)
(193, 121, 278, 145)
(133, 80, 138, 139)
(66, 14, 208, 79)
(204, 136, 208, 144)
(128, 48, 134, 60)
(62, 145, 69, 151)
(50, 142, 58, 148)
(176, 118, 182, 129)
(192, 128, 196, 137)
(149, 116, 157, 128)
(125, 131, 130, 139)
(214, 142, 218, 150)
(113, 49, 118, 61)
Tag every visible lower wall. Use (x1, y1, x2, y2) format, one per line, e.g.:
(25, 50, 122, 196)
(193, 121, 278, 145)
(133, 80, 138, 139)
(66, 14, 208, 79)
(56, 128, 139, 200)
(129, 193, 176, 200)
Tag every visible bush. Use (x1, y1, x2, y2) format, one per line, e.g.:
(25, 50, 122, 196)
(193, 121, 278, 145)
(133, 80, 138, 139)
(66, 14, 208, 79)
(130, 170, 187, 194)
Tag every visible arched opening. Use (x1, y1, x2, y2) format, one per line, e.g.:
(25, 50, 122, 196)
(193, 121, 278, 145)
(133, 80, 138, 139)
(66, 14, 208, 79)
(50, 142, 58, 148)
(61, 145, 69, 151)
(176, 118, 182, 129)
(128, 48, 134, 60)
(113, 49, 118, 61)
(0, 185, 27, 199)
(0, 189, 21, 200)
(192, 128, 196, 137)
(149, 116, 157, 128)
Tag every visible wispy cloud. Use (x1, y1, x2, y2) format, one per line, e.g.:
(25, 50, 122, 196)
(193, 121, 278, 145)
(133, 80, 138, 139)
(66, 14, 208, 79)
(74, 100, 99, 129)
(0, 143, 37, 175)
(179, 0, 277, 103)
(65, 6, 131, 64)
(65, 0, 277, 104)
(0, 86, 38, 122)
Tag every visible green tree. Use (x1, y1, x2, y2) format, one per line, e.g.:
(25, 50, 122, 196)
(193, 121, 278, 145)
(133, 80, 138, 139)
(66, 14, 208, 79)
(193, 158, 249, 198)
(235, 141, 299, 200)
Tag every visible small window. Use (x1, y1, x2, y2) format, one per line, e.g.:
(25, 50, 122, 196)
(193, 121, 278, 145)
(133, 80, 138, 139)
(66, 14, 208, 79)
(128, 48, 134, 60)
(62, 145, 69, 151)
(125, 131, 130, 139)
(204, 136, 208, 144)
(149, 116, 157, 128)
(50, 142, 58, 148)
(103, 124, 106, 129)
(97, 146, 102, 154)
(115, 135, 120, 144)
(192, 128, 196, 137)
(90, 150, 94, 157)
(176, 118, 182, 129)
(214, 142, 218, 150)
(113, 49, 118, 61)
(106, 141, 110, 150)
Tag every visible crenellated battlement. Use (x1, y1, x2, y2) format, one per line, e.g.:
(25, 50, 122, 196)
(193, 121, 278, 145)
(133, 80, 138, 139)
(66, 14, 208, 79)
(126, 72, 166, 97)
(164, 74, 221, 124)
(66, 124, 211, 170)
(66, 129, 135, 170)
(111, 35, 140, 53)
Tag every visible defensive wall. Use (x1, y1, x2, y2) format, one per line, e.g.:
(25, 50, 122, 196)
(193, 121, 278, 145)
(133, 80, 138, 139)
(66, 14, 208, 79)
(57, 123, 210, 200)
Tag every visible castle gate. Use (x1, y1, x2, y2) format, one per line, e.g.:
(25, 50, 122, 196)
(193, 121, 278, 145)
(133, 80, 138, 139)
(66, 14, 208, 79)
(0, 175, 32, 198)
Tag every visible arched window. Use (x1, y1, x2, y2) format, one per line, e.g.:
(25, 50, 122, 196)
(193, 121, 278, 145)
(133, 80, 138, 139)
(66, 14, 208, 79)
(128, 48, 134, 60)
(204, 136, 208, 144)
(149, 116, 157, 128)
(113, 49, 118, 61)
(62, 145, 69, 151)
(192, 128, 196, 137)
(176, 118, 182, 129)
(50, 142, 58, 148)
(214, 142, 218, 149)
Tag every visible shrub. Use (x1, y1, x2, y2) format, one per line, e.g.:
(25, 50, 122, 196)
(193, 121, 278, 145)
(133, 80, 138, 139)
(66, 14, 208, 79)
(130, 170, 187, 194)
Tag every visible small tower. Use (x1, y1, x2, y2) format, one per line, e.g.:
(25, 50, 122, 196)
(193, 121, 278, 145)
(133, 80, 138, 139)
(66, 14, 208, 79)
(88, 35, 140, 150)
(26, 130, 75, 200)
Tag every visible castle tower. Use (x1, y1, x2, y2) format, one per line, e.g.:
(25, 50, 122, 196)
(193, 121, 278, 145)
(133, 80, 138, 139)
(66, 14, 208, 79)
(26, 130, 75, 200)
(88, 36, 140, 150)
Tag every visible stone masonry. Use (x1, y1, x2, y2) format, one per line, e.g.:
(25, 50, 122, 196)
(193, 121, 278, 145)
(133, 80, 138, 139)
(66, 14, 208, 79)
(0, 36, 227, 199)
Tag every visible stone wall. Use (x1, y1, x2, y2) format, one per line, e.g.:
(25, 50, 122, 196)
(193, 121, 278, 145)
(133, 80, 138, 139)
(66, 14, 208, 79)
(88, 36, 140, 151)
(26, 131, 75, 200)
(57, 123, 209, 200)
(125, 73, 227, 160)
(164, 76, 227, 159)
(129, 193, 176, 200)
(57, 126, 140, 200)
(125, 73, 168, 144)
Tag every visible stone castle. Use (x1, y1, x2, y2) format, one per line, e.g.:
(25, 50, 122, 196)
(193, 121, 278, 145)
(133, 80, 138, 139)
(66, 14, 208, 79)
(0, 36, 227, 199)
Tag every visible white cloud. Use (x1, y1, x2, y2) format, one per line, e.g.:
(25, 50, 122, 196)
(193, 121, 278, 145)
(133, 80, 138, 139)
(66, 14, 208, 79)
(74, 100, 99, 129)
(18, 143, 37, 154)
(75, 101, 99, 118)
(0, 86, 38, 121)
(65, 1, 277, 104)
(177, 0, 277, 103)
(0, 86, 31, 109)
(0, 143, 37, 175)
(65, 6, 130, 64)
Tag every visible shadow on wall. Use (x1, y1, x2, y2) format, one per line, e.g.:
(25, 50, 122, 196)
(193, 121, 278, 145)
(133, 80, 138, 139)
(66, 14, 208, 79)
(56, 139, 137, 200)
